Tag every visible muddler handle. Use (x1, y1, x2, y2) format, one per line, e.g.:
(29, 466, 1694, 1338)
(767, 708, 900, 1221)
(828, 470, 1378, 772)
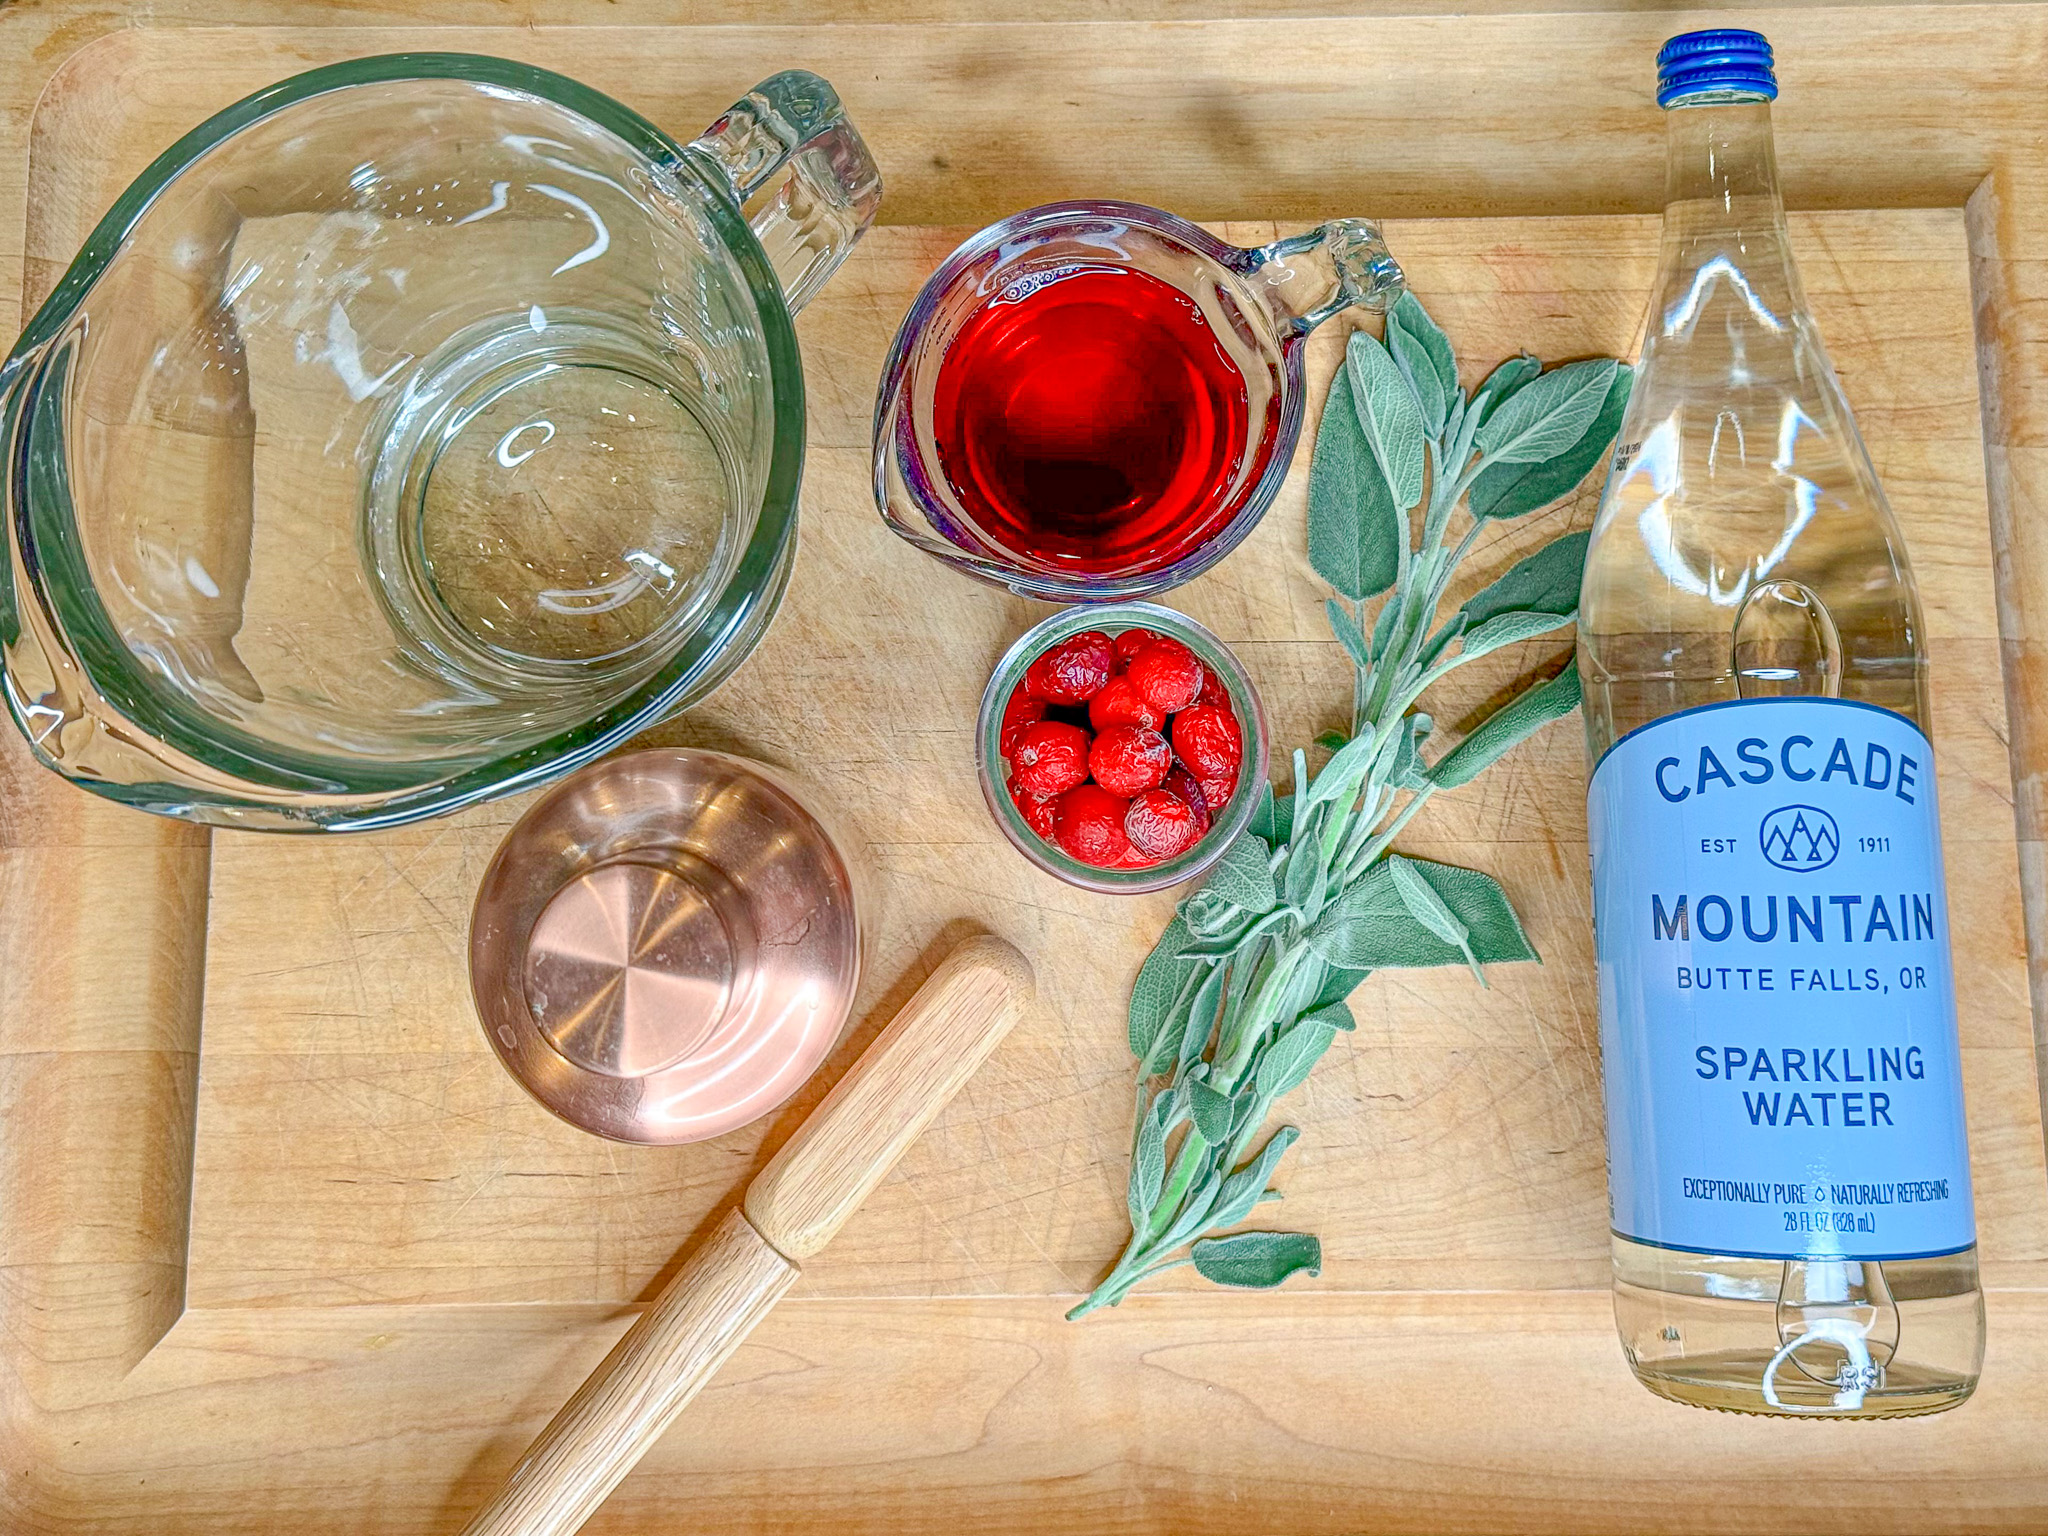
(461, 935, 1035, 1536)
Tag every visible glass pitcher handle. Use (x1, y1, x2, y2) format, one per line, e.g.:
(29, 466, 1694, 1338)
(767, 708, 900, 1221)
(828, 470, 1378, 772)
(685, 71, 883, 314)
(1243, 219, 1405, 337)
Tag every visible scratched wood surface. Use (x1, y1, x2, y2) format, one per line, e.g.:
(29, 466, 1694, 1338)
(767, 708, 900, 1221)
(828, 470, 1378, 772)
(7, 12, 2048, 1535)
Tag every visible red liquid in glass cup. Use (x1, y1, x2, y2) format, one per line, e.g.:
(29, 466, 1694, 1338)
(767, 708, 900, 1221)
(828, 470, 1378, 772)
(874, 202, 1403, 601)
(930, 267, 1262, 574)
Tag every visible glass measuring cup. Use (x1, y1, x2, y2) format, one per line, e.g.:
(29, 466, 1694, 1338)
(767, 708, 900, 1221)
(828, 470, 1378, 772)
(872, 201, 1403, 602)
(0, 56, 879, 830)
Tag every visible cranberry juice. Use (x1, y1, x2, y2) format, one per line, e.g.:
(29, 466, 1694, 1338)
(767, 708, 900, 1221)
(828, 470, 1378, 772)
(930, 266, 1257, 575)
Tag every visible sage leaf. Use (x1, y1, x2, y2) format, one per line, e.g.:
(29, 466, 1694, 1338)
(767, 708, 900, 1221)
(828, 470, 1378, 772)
(1385, 289, 1457, 438)
(1128, 1102, 1167, 1229)
(1306, 963, 1370, 1011)
(1456, 606, 1575, 661)
(1473, 357, 1618, 468)
(1177, 962, 1229, 1072)
(1177, 905, 1293, 959)
(1307, 362, 1401, 601)
(1305, 857, 1536, 970)
(1189, 1080, 1235, 1145)
(1325, 598, 1371, 669)
(1247, 786, 1293, 847)
(1190, 1230, 1323, 1290)
(1282, 833, 1327, 917)
(1207, 1125, 1301, 1232)
(1428, 658, 1582, 789)
(1314, 729, 1349, 754)
(1388, 854, 1482, 981)
(1255, 1018, 1342, 1100)
(1199, 832, 1277, 916)
(1387, 712, 1432, 790)
(1129, 915, 1197, 1061)
(1346, 330, 1426, 512)
(1399, 858, 1538, 965)
(1299, 997, 1357, 1033)
(1470, 353, 1540, 422)
(1460, 531, 1590, 631)
(1470, 365, 1630, 520)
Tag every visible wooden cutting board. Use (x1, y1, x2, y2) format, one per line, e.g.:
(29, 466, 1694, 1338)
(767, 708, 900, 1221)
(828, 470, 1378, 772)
(8, 16, 2048, 1535)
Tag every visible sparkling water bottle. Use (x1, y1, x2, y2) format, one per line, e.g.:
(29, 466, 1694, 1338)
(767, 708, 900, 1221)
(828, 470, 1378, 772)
(1579, 30, 1983, 1416)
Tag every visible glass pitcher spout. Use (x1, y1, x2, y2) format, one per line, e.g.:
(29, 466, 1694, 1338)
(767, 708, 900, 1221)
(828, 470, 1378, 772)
(1244, 219, 1405, 337)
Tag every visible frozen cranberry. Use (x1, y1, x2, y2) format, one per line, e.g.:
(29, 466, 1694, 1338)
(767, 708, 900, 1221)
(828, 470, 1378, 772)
(1126, 637, 1204, 714)
(999, 686, 1047, 758)
(1009, 780, 1061, 841)
(1194, 663, 1231, 708)
(1163, 764, 1212, 833)
(1173, 703, 1243, 781)
(1126, 788, 1204, 859)
(1053, 784, 1131, 866)
(1010, 721, 1090, 797)
(1025, 631, 1116, 704)
(1088, 674, 1166, 733)
(1111, 844, 1162, 870)
(1199, 775, 1237, 814)
(1112, 627, 1161, 666)
(1090, 725, 1171, 797)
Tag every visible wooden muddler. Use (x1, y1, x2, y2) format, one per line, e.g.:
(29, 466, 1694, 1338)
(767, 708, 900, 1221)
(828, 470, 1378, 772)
(460, 935, 1035, 1536)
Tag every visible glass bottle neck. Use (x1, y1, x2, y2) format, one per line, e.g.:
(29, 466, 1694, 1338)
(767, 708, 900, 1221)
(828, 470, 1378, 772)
(1664, 98, 1782, 208)
(1650, 99, 1806, 348)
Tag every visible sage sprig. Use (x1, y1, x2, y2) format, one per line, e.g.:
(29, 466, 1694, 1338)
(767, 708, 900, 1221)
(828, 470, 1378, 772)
(1068, 292, 1630, 1318)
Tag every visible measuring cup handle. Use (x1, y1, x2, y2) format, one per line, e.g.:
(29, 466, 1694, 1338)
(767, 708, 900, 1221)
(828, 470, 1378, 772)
(1244, 219, 1405, 337)
(685, 71, 883, 314)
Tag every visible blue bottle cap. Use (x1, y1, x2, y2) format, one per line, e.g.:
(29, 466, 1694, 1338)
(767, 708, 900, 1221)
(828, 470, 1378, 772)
(1656, 29, 1778, 108)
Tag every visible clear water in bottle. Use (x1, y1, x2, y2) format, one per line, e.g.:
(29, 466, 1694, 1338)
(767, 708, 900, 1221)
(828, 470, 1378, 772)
(1579, 30, 1984, 1416)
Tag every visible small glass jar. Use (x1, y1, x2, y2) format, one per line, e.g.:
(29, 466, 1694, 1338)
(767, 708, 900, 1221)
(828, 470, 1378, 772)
(976, 602, 1268, 893)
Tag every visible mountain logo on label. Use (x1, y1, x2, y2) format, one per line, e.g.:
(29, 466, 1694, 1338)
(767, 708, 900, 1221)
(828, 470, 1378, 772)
(1758, 804, 1841, 872)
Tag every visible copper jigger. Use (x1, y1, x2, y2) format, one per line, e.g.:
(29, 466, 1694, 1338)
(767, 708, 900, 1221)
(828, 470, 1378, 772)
(469, 747, 865, 1144)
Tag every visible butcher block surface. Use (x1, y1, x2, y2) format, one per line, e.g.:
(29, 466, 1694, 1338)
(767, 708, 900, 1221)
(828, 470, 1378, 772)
(10, 11, 2048, 1533)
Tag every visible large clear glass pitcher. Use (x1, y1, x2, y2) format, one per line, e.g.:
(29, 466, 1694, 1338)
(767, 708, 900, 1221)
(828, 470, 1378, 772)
(0, 55, 879, 830)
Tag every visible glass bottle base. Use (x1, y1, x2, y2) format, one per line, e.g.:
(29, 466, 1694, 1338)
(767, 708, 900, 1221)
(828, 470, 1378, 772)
(1613, 1236, 1983, 1419)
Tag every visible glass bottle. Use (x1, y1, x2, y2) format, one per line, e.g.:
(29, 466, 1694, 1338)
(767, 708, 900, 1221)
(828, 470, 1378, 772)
(1579, 30, 1984, 1416)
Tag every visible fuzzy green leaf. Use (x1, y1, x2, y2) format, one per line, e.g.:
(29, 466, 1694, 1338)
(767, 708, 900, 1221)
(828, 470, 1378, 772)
(1198, 832, 1277, 916)
(1207, 1125, 1302, 1232)
(1189, 1080, 1235, 1145)
(1307, 363, 1402, 601)
(1388, 856, 1470, 951)
(1128, 1102, 1167, 1229)
(1129, 916, 1198, 1061)
(1388, 855, 1482, 981)
(1385, 291, 1458, 438)
(1456, 607, 1575, 661)
(1282, 834, 1327, 918)
(1390, 711, 1433, 790)
(1299, 997, 1357, 1033)
(1305, 857, 1537, 971)
(1255, 1018, 1343, 1100)
(1326, 599, 1372, 669)
(1470, 354, 1541, 423)
(1460, 531, 1590, 631)
(1306, 963, 1371, 1011)
(1428, 658, 1583, 789)
(1470, 365, 1631, 520)
(1247, 786, 1293, 847)
(1345, 331, 1427, 512)
(1473, 358, 1618, 468)
(1177, 963, 1229, 1072)
(1190, 1230, 1323, 1290)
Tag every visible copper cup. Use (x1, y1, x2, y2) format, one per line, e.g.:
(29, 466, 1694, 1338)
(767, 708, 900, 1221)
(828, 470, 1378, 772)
(468, 747, 865, 1144)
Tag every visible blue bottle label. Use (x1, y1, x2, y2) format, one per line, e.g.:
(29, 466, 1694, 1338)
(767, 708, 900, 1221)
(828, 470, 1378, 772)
(1587, 696, 1976, 1261)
